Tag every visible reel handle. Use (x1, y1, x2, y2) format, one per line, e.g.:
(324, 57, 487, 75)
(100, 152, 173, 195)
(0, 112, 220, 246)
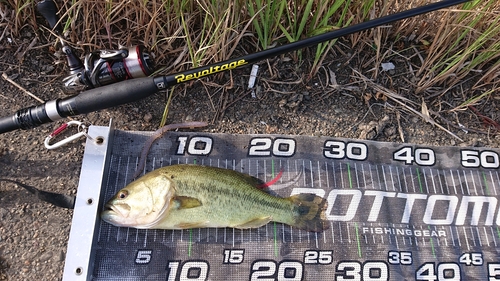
(37, 0, 85, 81)
(37, 0, 61, 32)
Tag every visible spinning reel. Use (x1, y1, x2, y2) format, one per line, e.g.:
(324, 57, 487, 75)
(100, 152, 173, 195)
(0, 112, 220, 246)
(62, 45, 154, 91)
(37, 0, 155, 92)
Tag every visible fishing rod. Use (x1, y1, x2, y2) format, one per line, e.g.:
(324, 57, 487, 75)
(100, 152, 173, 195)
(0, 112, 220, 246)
(0, 0, 470, 134)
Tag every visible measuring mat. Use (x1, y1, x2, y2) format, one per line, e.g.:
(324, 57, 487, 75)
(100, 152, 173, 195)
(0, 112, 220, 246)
(63, 122, 500, 280)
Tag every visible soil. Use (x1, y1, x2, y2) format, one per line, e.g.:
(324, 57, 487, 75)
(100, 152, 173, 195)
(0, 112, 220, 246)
(1, 26, 499, 280)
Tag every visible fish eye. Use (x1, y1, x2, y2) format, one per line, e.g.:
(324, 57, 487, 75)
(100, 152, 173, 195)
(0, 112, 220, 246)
(118, 190, 128, 199)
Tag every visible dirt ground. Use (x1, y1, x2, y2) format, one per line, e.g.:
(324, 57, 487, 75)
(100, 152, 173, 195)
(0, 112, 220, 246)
(1, 25, 499, 280)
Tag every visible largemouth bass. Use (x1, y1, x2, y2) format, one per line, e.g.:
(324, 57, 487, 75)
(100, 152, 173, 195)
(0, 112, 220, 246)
(101, 164, 328, 232)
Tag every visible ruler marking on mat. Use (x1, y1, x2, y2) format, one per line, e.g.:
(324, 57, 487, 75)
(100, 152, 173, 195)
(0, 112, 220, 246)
(81, 130, 500, 280)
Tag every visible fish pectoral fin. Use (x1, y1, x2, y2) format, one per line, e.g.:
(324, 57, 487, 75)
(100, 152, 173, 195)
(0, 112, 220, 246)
(233, 216, 272, 229)
(173, 196, 202, 209)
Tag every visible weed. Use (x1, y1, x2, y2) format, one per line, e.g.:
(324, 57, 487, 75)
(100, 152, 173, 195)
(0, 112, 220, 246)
(279, 0, 349, 74)
(415, 0, 500, 93)
(247, 0, 286, 50)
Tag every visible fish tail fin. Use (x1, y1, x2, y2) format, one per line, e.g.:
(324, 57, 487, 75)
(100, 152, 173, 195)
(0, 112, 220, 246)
(288, 193, 329, 232)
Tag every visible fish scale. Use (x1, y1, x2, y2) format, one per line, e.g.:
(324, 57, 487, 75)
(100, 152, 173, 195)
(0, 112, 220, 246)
(176, 180, 287, 214)
(178, 167, 270, 209)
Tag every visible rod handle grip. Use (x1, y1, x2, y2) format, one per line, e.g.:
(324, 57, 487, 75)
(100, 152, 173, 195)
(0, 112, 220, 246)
(0, 77, 163, 134)
(60, 77, 161, 115)
(0, 115, 18, 134)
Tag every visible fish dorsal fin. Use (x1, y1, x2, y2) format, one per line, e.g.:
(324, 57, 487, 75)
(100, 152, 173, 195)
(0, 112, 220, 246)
(174, 196, 202, 209)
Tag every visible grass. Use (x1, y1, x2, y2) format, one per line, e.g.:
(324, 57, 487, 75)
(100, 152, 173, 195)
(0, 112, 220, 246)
(3, 0, 498, 84)
(1, 0, 499, 130)
(415, 0, 500, 94)
(247, 0, 286, 51)
(278, 0, 351, 75)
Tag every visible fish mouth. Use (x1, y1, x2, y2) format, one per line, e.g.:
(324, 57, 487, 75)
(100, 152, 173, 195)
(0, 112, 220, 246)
(101, 203, 127, 226)
(102, 203, 125, 218)
(102, 204, 115, 218)
(103, 203, 115, 212)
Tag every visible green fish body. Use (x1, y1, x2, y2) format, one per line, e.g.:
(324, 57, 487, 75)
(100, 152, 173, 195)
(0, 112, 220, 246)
(102, 164, 328, 232)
